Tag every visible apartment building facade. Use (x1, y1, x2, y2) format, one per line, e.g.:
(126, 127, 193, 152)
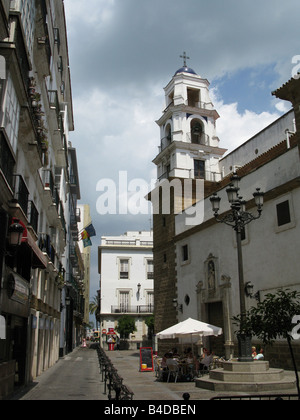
(77, 204, 92, 329)
(0, 0, 85, 398)
(98, 231, 154, 349)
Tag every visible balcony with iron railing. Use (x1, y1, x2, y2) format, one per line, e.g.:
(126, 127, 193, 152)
(38, 233, 61, 271)
(58, 200, 66, 235)
(185, 100, 215, 110)
(158, 168, 222, 182)
(157, 132, 210, 154)
(38, 233, 52, 259)
(159, 134, 172, 153)
(12, 174, 29, 216)
(0, 130, 16, 191)
(42, 169, 55, 199)
(47, 90, 64, 136)
(186, 132, 210, 146)
(65, 272, 81, 293)
(69, 244, 79, 268)
(189, 169, 222, 182)
(10, 16, 30, 87)
(76, 207, 81, 222)
(111, 305, 154, 314)
(35, 0, 51, 75)
(163, 100, 215, 114)
(27, 200, 39, 235)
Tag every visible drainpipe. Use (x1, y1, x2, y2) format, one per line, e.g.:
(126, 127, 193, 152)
(285, 129, 295, 149)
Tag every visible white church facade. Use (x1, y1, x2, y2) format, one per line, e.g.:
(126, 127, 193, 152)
(150, 57, 300, 368)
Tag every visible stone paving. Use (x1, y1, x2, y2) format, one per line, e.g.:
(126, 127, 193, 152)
(11, 345, 299, 401)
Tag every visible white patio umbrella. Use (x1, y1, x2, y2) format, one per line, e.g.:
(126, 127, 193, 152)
(156, 318, 223, 339)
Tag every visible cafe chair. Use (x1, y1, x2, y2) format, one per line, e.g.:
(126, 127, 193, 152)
(199, 362, 213, 377)
(167, 363, 179, 383)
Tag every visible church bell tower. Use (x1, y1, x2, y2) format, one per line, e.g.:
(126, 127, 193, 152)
(151, 55, 227, 346)
(153, 53, 227, 182)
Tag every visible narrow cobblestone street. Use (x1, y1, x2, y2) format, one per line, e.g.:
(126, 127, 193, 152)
(10, 346, 298, 401)
(13, 346, 104, 400)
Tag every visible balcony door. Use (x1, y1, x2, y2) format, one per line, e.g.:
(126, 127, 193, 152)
(119, 291, 129, 313)
(146, 292, 154, 312)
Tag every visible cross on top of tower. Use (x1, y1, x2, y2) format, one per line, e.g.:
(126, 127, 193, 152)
(180, 51, 190, 67)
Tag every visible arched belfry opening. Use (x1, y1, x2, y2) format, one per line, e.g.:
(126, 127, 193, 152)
(191, 119, 205, 145)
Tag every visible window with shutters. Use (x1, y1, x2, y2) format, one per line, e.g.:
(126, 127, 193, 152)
(119, 259, 129, 279)
(146, 260, 154, 279)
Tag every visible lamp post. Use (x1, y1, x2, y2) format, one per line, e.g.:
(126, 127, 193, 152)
(210, 173, 264, 362)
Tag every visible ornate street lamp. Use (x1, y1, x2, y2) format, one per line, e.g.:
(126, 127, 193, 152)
(210, 173, 264, 362)
(8, 220, 24, 247)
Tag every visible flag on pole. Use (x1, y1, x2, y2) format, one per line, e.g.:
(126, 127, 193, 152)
(81, 230, 88, 240)
(85, 223, 96, 237)
(81, 230, 92, 247)
(83, 236, 92, 248)
(80, 223, 96, 248)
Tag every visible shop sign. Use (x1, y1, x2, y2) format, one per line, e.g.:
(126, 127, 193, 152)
(7, 273, 30, 305)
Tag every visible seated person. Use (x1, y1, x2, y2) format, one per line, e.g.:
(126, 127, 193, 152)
(186, 351, 199, 374)
(184, 347, 192, 356)
(186, 351, 195, 366)
(166, 357, 179, 367)
(161, 353, 171, 368)
(254, 348, 264, 360)
(170, 348, 180, 358)
(199, 351, 213, 372)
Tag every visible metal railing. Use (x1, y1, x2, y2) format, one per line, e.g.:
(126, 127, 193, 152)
(96, 345, 134, 400)
(158, 168, 222, 182)
(111, 305, 154, 314)
(47, 90, 63, 138)
(13, 174, 29, 215)
(186, 132, 210, 145)
(27, 200, 39, 234)
(0, 130, 15, 190)
(211, 394, 299, 401)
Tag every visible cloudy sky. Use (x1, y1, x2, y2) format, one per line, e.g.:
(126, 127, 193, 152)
(63, 0, 299, 299)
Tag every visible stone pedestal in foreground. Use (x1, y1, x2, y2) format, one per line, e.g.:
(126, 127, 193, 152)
(196, 361, 296, 392)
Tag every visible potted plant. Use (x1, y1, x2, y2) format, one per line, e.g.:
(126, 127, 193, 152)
(31, 92, 41, 108)
(40, 135, 48, 151)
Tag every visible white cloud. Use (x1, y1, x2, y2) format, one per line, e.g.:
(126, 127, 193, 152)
(274, 101, 291, 114)
(211, 89, 280, 154)
(63, 0, 300, 298)
(65, 0, 115, 27)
